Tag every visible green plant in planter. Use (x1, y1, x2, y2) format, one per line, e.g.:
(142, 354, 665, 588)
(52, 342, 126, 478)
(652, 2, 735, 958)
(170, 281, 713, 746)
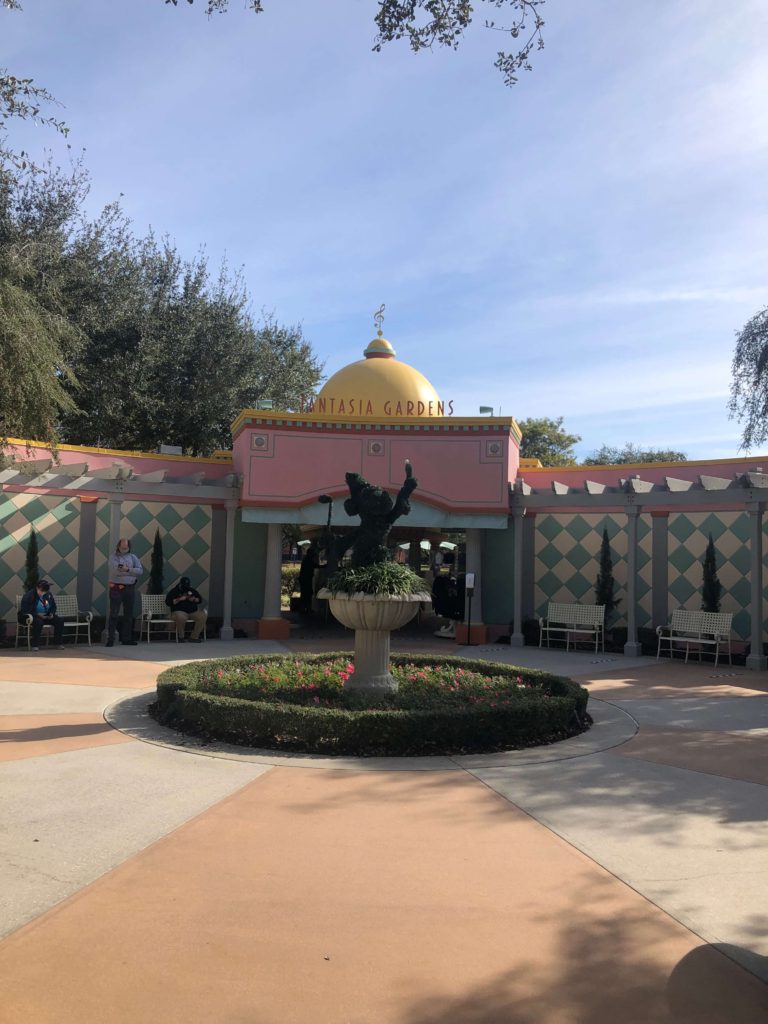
(326, 561, 426, 596)
(153, 653, 590, 757)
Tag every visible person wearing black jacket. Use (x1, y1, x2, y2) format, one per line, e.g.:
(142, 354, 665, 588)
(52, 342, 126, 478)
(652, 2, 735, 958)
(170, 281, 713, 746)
(165, 576, 207, 642)
(298, 542, 318, 614)
(19, 580, 64, 650)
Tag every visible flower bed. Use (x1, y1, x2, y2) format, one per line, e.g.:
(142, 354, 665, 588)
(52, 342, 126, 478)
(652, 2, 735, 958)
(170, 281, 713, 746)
(152, 653, 589, 757)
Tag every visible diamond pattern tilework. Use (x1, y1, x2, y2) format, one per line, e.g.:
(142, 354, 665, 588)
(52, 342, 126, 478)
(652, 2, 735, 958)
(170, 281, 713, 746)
(666, 512, 757, 640)
(0, 494, 81, 619)
(104, 501, 213, 614)
(534, 514, 648, 627)
(93, 501, 112, 611)
(93, 500, 214, 618)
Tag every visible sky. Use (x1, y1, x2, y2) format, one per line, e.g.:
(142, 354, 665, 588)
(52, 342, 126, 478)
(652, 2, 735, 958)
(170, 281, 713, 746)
(4, 0, 768, 461)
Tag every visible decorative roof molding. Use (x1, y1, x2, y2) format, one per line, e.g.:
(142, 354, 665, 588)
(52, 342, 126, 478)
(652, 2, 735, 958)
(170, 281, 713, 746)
(664, 477, 693, 492)
(699, 475, 731, 491)
(134, 470, 167, 484)
(625, 477, 654, 494)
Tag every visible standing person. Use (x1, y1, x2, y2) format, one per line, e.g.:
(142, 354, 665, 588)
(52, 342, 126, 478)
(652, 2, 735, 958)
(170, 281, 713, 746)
(107, 538, 143, 647)
(165, 576, 207, 642)
(298, 542, 318, 614)
(19, 580, 64, 651)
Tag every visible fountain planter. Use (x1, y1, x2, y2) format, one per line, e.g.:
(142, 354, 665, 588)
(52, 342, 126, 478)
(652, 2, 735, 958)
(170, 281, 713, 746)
(317, 589, 431, 692)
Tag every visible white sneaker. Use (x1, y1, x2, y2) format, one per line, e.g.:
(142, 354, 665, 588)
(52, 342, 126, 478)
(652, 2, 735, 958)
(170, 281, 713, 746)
(57, 645, 65, 650)
(32, 646, 39, 652)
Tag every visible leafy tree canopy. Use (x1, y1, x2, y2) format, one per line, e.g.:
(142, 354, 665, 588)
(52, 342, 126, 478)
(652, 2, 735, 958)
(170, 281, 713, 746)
(0, 158, 82, 448)
(0, 156, 324, 455)
(166, 0, 546, 86)
(584, 443, 687, 466)
(729, 305, 768, 451)
(518, 416, 580, 467)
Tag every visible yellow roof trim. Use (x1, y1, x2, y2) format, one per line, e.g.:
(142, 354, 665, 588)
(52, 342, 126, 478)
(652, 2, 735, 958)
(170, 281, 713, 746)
(3, 438, 233, 464)
(523, 455, 766, 473)
(231, 409, 520, 437)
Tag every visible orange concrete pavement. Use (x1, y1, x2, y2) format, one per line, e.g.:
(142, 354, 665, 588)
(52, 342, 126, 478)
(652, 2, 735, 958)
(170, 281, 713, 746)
(1, 766, 767, 1024)
(2, 642, 768, 1022)
(0, 712, 133, 761)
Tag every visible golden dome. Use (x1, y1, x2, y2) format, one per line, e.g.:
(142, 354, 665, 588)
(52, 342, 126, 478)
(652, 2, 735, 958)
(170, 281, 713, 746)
(311, 335, 445, 420)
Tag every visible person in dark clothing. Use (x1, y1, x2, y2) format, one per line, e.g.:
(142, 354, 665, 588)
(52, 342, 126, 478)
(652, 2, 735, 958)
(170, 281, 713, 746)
(165, 576, 207, 642)
(19, 580, 64, 651)
(298, 542, 318, 614)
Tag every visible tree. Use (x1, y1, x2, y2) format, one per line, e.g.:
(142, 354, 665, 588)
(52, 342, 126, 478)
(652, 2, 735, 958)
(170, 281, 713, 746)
(584, 444, 687, 465)
(518, 416, 581, 467)
(0, 159, 82, 449)
(729, 305, 768, 451)
(0, 156, 324, 455)
(23, 526, 39, 590)
(148, 529, 165, 595)
(59, 242, 324, 454)
(166, 0, 546, 87)
(701, 533, 722, 614)
(595, 527, 620, 623)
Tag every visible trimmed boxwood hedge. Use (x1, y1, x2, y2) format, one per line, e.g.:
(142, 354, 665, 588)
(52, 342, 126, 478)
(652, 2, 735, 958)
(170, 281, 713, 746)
(152, 653, 589, 757)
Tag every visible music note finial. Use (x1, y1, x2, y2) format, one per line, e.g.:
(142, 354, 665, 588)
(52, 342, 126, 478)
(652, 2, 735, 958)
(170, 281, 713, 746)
(373, 303, 385, 337)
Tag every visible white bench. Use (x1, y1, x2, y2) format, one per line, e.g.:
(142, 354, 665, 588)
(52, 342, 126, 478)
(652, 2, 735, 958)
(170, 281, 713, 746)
(15, 594, 92, 650)
(140, 593, 207, 643)
(539, 602, 605, 652)
(657, 610, 732, 666)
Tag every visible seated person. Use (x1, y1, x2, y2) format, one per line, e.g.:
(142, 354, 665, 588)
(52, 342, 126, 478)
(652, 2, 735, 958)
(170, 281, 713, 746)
(19, 579, 64, 651)
(165, 576, 207, 642)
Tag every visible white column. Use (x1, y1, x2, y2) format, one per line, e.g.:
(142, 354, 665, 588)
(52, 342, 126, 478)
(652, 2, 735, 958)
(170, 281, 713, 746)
(464, 528, 484, 625)
(219, 500, 237, 641)
(623, 505, 642, 657)
(263, 522, 283, 620)
(511, 508, 525, 647)
(747, 502, 767, 671)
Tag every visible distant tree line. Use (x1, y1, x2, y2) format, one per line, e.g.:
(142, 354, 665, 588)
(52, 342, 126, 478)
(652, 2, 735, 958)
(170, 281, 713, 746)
(516, 417, 687, 468)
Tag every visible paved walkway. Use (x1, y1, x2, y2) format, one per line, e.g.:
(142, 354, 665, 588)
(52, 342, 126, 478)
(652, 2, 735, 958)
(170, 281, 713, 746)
(1, 637, 767, 1022)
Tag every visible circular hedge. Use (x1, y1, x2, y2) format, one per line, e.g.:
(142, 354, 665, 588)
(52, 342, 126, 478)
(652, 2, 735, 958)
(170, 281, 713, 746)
(152, 653, 589, 757)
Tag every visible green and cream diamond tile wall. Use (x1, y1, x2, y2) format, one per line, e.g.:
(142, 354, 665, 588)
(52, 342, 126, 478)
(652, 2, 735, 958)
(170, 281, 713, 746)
(534, 513, 652, 629)
(93, 502, 112, 612)
(93, 500, 212, 616)
(0, 493, 81, 618)
(667, 511, 757, 641)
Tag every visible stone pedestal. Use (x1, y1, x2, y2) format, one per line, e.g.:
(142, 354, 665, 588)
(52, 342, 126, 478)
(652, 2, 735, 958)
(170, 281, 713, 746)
(318, 590, 429, 692)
